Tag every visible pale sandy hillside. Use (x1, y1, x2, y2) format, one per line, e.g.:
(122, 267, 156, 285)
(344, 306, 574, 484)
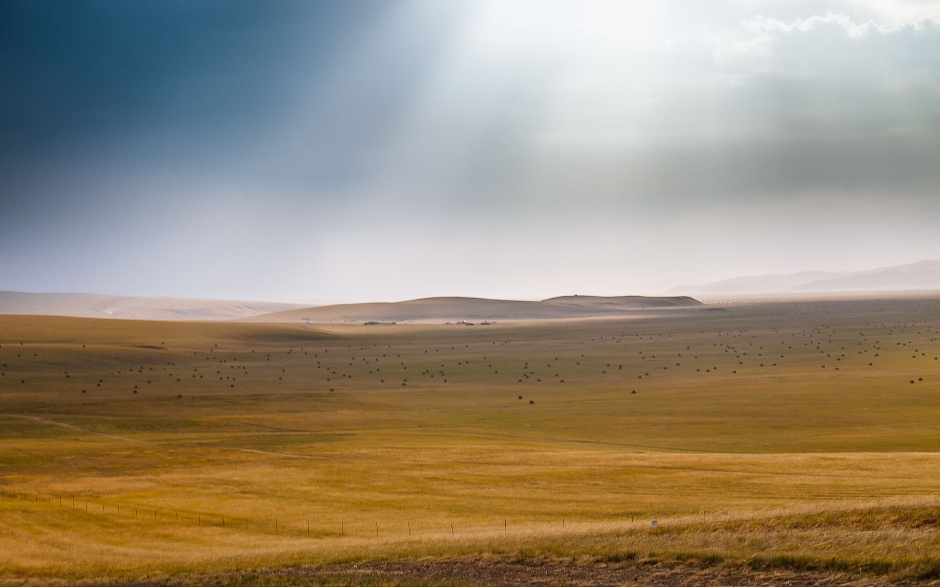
(248, 295, 703, 324)
(0, 291, 305, 321)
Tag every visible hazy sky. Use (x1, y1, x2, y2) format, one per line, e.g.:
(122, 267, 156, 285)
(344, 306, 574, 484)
(2, 1, 939, 302)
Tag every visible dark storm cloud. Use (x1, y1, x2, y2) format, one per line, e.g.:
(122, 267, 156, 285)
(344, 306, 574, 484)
(0, 1, 388, 211)
(0, 2, 373, 150)
(1, 0, 938, 299)
(0, 0, 404, 297)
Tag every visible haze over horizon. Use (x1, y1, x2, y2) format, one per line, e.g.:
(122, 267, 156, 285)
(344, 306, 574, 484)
(3, 1, 939, 303)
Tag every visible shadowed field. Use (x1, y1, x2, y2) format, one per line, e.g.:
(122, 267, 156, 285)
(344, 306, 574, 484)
(1, 296, 939, 585)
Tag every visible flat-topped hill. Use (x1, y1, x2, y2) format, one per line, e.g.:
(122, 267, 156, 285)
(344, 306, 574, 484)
(249, 295, 703, 323)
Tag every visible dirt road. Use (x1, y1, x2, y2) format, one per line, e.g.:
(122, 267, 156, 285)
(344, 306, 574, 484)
(90, 557, 929, 586)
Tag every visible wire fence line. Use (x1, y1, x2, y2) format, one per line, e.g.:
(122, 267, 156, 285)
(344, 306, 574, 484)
(0, 486, 619, 539)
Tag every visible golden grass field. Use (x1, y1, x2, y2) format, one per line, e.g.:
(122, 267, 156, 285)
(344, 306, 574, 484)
(1, 296, 939, 585)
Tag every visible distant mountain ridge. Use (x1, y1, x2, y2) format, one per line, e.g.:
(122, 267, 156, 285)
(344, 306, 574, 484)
(667, 260, 940, 296)
(248, 295, 703, 324)
(4, 259, 935, 321)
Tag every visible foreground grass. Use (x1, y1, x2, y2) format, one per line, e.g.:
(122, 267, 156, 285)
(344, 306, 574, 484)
(2, 498, 939, 583)
(1, 296, 939, 583)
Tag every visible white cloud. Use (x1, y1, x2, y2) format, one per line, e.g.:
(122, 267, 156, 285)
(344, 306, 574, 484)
(719, 10, 940, 73)
(838, 0, 940, 25)
(743, 13, 907, 37)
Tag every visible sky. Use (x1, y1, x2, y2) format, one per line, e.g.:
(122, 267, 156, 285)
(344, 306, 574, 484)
(2, 0, 939, 302)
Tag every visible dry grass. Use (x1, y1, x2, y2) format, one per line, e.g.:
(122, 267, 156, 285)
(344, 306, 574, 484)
(1, 296, 939, 584)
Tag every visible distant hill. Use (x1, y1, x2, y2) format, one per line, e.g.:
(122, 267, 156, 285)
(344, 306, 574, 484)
(0, 291, 305, 321)
(667, 260, 940, 296)
(249, 295, 703, 324)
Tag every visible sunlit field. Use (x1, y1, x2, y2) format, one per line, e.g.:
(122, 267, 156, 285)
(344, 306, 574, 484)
(2, 296, 940, 584)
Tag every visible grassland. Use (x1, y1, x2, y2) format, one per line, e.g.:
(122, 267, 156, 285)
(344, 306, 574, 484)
(1, 296, 939, 585)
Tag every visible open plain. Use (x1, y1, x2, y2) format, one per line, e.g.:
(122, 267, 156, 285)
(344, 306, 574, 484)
(1, 295, 940, 586)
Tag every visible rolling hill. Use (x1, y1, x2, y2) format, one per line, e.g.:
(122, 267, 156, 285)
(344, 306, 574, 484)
(248, 295, 703, 323)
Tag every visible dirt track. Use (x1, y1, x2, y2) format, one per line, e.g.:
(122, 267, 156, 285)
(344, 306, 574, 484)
(97, 558, 931, 586)
(311, 559, 923, 587)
